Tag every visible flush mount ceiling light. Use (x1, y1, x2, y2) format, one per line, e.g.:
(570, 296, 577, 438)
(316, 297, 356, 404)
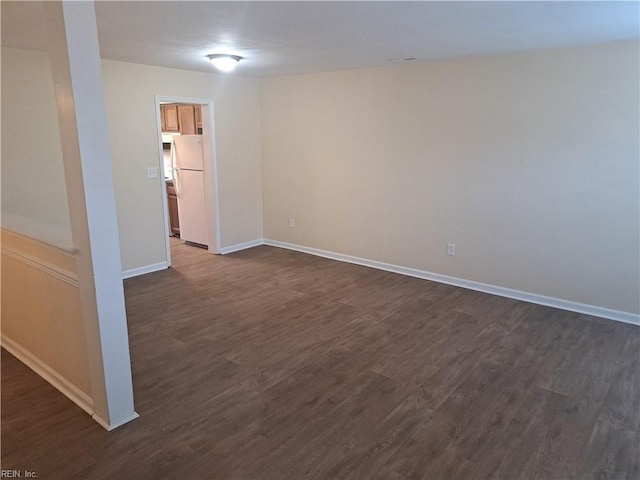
(207, 54, 242, 72)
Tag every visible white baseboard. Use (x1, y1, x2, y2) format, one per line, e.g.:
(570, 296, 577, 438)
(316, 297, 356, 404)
(122, 261, 168, 279)
(263, 239, 639, 326)
(1, 335, 140, 431)
(220, 238, 265, 255)
(92, 411, 140, 431)
(1, 335, 94, 415)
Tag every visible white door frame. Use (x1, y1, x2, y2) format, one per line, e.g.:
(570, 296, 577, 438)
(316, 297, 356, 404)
(154, 95, 222, 266)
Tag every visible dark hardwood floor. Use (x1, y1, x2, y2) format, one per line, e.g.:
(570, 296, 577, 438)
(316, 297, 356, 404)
(2, 238, 639, 479)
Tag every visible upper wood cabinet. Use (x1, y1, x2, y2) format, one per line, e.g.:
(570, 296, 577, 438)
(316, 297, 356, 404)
(161, 104, 180, 132)
(161, 104, 202, 134)
(177, 104, 197, 135)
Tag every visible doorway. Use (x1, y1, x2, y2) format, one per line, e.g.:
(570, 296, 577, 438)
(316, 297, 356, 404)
(154, 95, 221, 268)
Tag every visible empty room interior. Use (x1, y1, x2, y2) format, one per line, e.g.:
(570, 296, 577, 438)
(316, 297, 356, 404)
(1, 1, 639, 479)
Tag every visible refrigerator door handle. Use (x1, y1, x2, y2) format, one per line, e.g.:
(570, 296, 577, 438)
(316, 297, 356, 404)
(174, 169, 180, 196)
(171, 138, 180, 196)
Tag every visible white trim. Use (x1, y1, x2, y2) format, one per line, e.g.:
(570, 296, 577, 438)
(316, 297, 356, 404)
(92, 411, 140, 431)
(122, 261, 168, 279)
(263, 239, 640, 326)
(220, 239, 264, 255)
(154, 95, 222, 258)
(156, 95, 215, 106)
(1, 245, 79, 287)
(153, 96, 173, 268)
(1, 335, 94, 416)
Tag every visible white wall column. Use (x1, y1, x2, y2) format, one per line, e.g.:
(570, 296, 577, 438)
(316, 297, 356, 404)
(45, 0, 137, 430)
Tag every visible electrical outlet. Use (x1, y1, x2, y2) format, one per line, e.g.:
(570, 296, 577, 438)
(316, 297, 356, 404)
(447, 243, 455, 256)
(146, 167, 158, 179)
(289, 217, 295, 228)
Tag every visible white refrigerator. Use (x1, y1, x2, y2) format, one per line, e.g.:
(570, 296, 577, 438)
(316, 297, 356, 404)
(172, 135, 208, 246)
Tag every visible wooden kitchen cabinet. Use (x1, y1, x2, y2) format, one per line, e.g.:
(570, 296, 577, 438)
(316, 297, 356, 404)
(161, 104, 180, 132)
(166, 180, 180, 236)
(177, 104, 197, 135)
(161, 103, 202, 134)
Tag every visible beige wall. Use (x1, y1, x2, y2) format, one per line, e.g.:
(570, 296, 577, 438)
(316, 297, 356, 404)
(1, 229, 92, 399)
(2, 49, 264, 273)
(1, 48, 91, 407)
(101, 60, 263, 272)
(1, 48, 72, 247)
(3, 43, 638, 314)
(260, 41, 640, 314)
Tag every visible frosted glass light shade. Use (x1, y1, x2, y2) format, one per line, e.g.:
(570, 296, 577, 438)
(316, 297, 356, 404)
(207, 54, 242, 72)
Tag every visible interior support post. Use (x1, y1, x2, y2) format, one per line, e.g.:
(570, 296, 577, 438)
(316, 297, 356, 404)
(45, 0, 137, 430)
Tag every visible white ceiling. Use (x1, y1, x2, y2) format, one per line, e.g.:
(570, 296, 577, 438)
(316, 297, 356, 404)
(2, 1, 638, 77)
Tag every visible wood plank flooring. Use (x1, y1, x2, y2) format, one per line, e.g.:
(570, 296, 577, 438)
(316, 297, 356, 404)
(2, 239, 639, 479)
